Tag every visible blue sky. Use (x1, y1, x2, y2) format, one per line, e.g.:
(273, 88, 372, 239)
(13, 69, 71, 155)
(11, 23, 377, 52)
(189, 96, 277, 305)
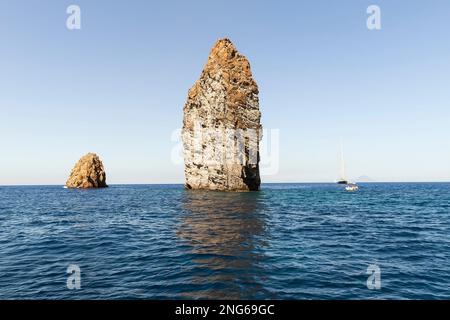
(0, 0, 449, 185)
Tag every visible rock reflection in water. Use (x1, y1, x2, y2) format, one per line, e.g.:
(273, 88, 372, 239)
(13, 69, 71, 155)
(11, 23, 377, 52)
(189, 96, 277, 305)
(177, 190, 270, 299)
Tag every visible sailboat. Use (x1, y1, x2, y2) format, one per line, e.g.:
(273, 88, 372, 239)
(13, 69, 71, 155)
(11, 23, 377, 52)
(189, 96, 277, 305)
(336, 139, 348, 184)
(336, 139, 359, 191)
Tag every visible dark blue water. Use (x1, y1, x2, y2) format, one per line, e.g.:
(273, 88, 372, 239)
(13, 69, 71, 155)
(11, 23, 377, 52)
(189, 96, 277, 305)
(0, 183, 449, 299)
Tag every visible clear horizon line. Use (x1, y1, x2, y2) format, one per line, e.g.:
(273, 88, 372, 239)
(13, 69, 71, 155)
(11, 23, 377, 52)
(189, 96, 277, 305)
(1, 181, 449, 187)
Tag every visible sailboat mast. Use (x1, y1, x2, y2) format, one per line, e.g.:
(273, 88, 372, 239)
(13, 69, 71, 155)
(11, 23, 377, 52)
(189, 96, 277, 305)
(340, 139, 346, 180)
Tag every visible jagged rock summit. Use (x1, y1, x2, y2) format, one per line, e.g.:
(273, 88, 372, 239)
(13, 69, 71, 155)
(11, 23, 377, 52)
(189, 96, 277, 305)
(182, 38, 262, 191)
(65, 153, 107, 189)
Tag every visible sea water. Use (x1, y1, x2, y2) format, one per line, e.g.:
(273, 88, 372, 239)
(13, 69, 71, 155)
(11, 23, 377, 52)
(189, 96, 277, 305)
(0, 183, 449, 299)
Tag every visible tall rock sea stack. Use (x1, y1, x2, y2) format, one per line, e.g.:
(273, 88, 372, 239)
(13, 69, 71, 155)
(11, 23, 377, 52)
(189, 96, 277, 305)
(182, 39, 262, 191)
(65, 153, 108, 188)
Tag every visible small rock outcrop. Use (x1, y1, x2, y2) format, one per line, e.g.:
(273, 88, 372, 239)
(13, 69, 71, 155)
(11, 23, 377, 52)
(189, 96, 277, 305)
(65, 153, 107, 188)
(182, 38, 262, 191)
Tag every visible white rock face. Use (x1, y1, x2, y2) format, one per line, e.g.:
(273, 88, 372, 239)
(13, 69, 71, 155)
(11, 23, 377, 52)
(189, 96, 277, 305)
(182, 39, 262, 191)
